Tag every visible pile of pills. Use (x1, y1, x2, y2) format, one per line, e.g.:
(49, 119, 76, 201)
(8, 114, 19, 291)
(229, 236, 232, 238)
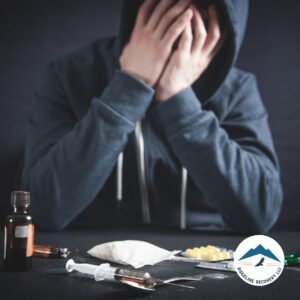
(184, 245, 231, 261)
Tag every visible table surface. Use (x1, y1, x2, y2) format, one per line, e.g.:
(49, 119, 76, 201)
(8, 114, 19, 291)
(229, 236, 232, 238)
(0, 226, 299, 300)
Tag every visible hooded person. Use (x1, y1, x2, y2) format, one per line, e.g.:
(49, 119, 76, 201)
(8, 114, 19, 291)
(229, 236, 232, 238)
(22, 0, 283, 233)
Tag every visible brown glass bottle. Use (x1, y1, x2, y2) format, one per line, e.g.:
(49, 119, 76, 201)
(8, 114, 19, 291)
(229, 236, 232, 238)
(4, 191, 34, 271)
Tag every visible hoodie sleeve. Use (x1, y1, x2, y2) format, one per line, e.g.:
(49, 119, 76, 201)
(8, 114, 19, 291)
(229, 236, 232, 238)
(22, 62, 154, 230)
(155, 73, 283, 234)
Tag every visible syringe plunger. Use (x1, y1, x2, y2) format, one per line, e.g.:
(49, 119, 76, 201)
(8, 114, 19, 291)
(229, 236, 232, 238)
(65, 259, 117, 281)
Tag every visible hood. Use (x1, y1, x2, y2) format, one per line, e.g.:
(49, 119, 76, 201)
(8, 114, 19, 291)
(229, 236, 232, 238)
(118, 0, 249, 100)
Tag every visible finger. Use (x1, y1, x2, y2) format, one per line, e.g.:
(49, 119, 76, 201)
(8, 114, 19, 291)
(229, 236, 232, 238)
(155, 0, 192, 38)
(191, 5, 207, 54)
(208, 28, 227, 60)
(202, 5, 221, 55)
(147, 0, 175, 30)
(162, 9, 193, 50)
(135, 0, 159, 27)
(178, 20, 193, 53)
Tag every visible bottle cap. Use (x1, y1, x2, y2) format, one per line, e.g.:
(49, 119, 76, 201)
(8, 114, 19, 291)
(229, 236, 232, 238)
(11, 191, 30, 207)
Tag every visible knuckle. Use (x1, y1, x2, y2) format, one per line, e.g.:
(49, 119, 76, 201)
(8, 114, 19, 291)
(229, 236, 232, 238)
(141, 27, 154, 40)
(170, 26, 180, 37)
(137, 6, 143, 16)
(174, 11, 188, 24)
(187, 29, 193, 39)
(138, 9, 145, 19)
(142, 25, 151, 36)
(211, 28, 221, 41)
(199, 27, 207, 38)
(168, 0, 184, 13)
(165, 27, 179, 43)
(178, 19, 187, 28)
(170, 7, 183, 18)
(164, 37, 173, 50)
(163, 8, 186, 28)
(179, 12, 190, 23)
(198, 34, 207, 46)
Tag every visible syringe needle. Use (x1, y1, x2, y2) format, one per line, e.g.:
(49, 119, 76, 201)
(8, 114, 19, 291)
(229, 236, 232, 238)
(158, 281, 195, 289)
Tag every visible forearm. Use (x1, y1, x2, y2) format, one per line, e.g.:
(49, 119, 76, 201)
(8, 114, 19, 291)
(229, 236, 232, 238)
(155, 88, 283, 233)
(22, 71, 154, 230)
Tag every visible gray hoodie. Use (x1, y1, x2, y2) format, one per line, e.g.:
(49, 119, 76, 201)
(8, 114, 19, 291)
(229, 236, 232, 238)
(22, 0, 283, 233)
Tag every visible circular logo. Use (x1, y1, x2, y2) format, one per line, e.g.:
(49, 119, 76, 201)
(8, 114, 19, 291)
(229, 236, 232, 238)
(234, 235, 284, 286)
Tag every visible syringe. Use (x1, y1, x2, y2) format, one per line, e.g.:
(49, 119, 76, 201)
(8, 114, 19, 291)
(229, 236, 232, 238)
(66, 259, 195, 291)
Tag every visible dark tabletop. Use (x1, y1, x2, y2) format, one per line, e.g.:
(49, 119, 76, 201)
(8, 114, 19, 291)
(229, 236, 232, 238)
(0, 226, 299, 300)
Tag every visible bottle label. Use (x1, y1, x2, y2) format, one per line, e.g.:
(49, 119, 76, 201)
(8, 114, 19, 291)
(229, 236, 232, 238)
(15, 225, 29, 238)
(26, 224, 34, 257)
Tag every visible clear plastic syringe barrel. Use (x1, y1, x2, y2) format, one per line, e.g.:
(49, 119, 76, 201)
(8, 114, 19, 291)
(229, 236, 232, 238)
(94, 263, 118, 281)
(66, 259, 117, 281)
(114, 268, 155, 287)
(66, 259, 155, 287)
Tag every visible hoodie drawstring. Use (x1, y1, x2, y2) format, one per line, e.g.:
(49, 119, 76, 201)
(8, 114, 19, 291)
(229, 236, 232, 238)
(115, 126, 187, 229)
(135, 120, 151, 224)
(116, 152, 124, 207)
(180, 167, 188, 230)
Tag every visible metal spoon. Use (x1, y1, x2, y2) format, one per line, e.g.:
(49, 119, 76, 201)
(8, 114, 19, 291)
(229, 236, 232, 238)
(163, 275, 204, 283)
(120, 276, 197, 292)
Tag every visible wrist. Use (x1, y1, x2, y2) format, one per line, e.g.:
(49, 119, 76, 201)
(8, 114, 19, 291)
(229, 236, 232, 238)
(154, 87, 202, 136)
(120, 69, 154, 87)
(155, 85, 185, 102)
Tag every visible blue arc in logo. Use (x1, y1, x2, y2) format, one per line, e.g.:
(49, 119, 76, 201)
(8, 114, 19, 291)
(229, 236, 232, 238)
(239, 244, 280, 262)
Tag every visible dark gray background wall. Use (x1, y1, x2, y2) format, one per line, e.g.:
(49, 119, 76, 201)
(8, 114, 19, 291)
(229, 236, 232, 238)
(0, 0, 299, 230)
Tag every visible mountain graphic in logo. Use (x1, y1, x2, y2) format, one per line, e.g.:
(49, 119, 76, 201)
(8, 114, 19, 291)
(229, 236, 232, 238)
(239, 244, 280, 262)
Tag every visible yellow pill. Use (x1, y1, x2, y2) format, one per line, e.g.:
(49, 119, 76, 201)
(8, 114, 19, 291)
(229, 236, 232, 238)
(185, 245, 231, 260)
(185, 249, 193, 255)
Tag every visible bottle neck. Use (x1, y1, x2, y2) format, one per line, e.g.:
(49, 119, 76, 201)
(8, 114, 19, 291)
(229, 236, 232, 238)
(13, 206, 28, 214)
